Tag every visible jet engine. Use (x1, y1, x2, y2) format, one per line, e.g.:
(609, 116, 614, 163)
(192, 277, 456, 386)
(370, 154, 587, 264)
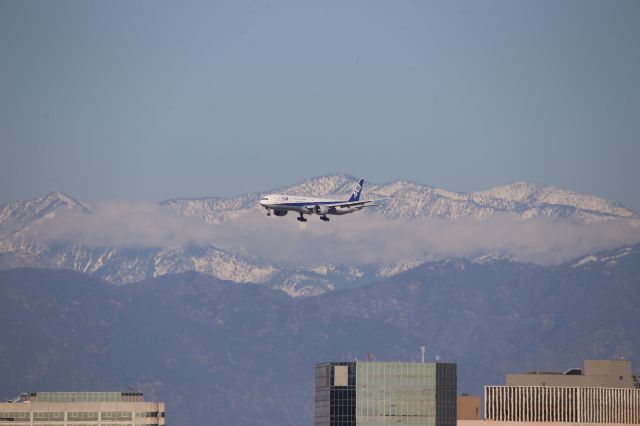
(273, 209, 288, 216)
(314, 205, 330, 215)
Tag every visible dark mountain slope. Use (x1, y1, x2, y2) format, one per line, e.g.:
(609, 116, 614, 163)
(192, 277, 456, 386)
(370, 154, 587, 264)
(0, 246, 638, 424)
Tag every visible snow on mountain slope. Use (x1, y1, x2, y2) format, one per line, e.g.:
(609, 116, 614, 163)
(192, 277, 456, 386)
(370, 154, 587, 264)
(0, 191, 91, 238)
(475, 182, 634, 221)
(0, 240, 279, 286)
(376, 260, 425, 278)
(0, 191, 90, 223)
(162, 194, 262, 224)
(569, 244, 639, 269)
(161, 175, 357, 223)
(1, 177, 638, 296)
(367, 179, 637, 221)
(163, 175, 638, 223)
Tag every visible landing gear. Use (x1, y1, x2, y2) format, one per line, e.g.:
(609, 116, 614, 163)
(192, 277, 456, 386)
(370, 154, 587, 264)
(320, 215, 330, 222)
(297, 213, 307, 222)
(266, 209, 271, 216)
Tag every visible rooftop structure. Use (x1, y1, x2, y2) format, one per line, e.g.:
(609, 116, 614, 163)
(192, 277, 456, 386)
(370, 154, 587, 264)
(507, 359, 636, 388)
(0, 391, 165, 425)
(457, 394, 481, 420)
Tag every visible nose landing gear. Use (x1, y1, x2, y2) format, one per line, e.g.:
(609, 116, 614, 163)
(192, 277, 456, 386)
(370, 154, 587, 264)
(320, 215, 330, 222)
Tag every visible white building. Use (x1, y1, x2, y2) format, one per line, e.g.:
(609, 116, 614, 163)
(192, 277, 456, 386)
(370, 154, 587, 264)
(0, 391, 165, 425)
(477, 360, 640, 426)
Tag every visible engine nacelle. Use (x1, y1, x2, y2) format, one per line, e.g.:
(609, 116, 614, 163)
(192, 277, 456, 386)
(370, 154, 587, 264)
(273, 209, 288, 216)
(314, 205, 330, 215)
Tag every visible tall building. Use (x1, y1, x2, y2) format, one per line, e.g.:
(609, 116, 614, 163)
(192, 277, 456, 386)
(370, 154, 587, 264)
(0, 391, 165, 425)
(314, 361, 457, 426)
(484, 359, 640, 424)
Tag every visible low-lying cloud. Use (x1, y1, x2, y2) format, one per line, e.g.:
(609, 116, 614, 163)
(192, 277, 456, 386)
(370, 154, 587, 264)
(28, 200, 640, 266)
(29, 200, 221, 249)
(219, 210, 640, 266)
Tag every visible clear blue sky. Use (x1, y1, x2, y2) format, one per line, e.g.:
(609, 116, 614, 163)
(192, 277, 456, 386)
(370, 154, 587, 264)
(1, 0, 639, 209)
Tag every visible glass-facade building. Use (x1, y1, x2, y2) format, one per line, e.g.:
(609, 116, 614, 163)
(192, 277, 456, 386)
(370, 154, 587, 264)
(0, 391, 165, 425)
(315, 361, 456, 426)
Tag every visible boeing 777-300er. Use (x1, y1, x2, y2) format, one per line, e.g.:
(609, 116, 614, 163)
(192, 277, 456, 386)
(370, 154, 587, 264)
(259, 179, 384, 222)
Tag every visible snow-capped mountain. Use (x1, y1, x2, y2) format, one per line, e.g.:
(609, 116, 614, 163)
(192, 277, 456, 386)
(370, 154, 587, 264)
(0, 175, 638, 296)
(164, 174, 638, 223)
(0, 191, 91, 239)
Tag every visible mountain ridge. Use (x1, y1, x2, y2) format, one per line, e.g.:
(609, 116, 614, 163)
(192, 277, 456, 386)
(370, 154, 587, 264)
(161, 174, 638, 222)
(3, 176, 637, 225)
(1, 175, 638, 296)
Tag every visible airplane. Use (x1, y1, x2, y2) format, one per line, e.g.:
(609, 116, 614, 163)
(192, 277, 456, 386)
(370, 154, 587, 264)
(259, 178, 385, 222)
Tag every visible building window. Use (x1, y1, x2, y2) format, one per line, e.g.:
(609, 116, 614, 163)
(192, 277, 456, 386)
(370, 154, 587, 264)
(0, 412, 31, 422)
(67, 411, 99, 421)
(33, 411, 64, 422)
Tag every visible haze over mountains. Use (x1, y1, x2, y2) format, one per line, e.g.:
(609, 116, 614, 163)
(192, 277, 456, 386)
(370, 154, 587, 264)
(1, 175, 639, 296)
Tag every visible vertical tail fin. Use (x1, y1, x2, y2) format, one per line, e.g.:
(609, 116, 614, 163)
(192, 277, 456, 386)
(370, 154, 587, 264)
(348, 179, 364, 202)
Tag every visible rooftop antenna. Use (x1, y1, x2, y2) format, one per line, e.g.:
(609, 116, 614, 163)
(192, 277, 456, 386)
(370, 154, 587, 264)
(420, 346, 426, 363)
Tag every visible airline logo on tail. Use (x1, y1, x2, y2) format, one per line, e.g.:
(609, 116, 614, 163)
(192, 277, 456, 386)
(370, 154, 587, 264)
(348, 179, 364, 202)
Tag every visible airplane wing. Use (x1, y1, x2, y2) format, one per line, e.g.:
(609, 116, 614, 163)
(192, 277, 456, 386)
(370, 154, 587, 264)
(324, 198, 390, 208)
(299, 196, 392, 213)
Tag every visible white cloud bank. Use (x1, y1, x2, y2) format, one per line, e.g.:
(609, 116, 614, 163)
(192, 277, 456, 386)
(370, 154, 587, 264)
(29, 201, 222, 249)
(28, 201, 640, 266)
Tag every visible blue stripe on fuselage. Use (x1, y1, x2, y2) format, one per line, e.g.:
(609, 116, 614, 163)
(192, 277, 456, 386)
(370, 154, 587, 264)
(268, 200, 343, 208)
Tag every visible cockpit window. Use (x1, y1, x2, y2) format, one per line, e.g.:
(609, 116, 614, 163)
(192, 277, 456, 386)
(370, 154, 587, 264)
(260, 197, 268, 201)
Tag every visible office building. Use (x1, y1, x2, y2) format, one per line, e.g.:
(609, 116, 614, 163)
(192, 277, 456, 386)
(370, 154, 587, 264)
(315, 361, 457, 426)
(0, 391, 165, 425)
(484, 359, 640, 424)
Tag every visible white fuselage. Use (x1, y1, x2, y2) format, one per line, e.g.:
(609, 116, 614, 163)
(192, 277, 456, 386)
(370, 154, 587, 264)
(259, 194, 361, 216)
